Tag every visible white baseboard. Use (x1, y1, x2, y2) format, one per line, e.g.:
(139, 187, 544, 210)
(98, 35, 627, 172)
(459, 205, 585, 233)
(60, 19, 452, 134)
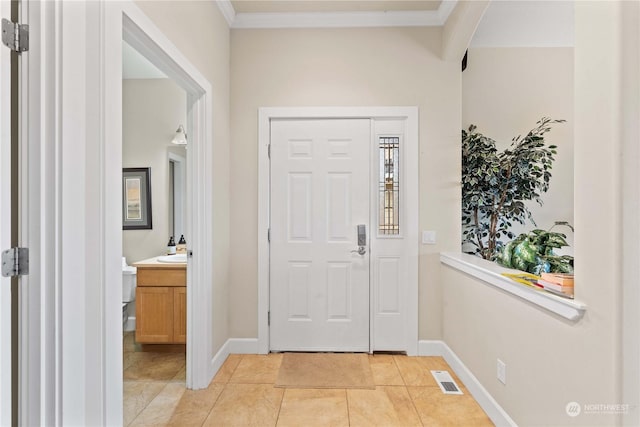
(418, 340, 517, 427)
(227, 338, 260, 354)
(124, 316, 136, 332)
(209, 338, 261, 380)
(209, 340, 231, 380)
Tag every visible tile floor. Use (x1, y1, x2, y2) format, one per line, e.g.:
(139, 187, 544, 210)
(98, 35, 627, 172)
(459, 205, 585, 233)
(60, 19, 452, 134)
(123, 333, 494, 426)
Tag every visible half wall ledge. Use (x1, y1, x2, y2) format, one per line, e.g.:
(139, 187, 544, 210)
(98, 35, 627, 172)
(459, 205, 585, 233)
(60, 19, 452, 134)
(440, 252, 586, 321)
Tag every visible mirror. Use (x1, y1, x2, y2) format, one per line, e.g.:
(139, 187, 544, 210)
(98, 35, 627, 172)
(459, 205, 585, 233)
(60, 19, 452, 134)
(169, 151, 186, 239)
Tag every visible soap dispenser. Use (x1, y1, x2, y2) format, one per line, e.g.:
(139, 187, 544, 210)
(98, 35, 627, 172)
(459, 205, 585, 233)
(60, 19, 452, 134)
(167, 236, 176, 255)
(177, 235, 186, 254)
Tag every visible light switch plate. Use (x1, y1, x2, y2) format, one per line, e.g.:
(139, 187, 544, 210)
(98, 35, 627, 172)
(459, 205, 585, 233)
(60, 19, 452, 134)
(422, 230, 437, 245)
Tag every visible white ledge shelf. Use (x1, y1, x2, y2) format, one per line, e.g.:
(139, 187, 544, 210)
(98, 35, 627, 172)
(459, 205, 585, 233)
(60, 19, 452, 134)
(440, 252, 586, 321)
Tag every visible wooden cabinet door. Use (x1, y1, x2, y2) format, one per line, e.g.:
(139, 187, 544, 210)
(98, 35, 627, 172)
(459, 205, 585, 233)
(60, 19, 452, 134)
(136, 287, 173, 343)
(173, 287, 187, 344)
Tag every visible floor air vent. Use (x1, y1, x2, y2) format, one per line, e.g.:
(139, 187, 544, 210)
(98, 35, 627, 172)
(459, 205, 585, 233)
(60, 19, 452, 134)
(431, 370, 463, 395)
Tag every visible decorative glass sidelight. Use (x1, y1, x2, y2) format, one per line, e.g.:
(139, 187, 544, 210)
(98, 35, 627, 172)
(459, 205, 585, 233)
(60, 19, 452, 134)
(379, 137, 400, 235)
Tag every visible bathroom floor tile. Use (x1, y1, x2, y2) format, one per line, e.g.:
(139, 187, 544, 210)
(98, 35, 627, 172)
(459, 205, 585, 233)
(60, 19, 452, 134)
(123, 350, 141, 371)
(123, 332, 137, 352)
(408, 386, 493, 427)
(123, 381, 166, 426)
(124, 352, 186, 381)
(171, 365, 186, 382)
(228, 353, 283, 384)
(129, 382, 186, 426)
(368, 354, 405, 386)
(212, 353, 243, 384)
(276, 388, 349, 427)
(202, 383, 284, 427)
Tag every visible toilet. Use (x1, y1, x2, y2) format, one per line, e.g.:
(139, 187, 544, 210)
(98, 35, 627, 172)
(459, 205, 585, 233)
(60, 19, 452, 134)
(122, 257, 137, 330)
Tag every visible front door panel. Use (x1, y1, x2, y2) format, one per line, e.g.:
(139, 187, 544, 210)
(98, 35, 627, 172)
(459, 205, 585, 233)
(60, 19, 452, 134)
(270, 119, 370, 352)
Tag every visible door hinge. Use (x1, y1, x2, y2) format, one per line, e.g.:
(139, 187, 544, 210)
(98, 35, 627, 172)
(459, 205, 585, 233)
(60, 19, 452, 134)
(268, 311, 270, 326)
(2, 18, 29, 53)
(268, 144, 271, 158)
(267, 228, 270, 243)
(1, 247, 29, 278)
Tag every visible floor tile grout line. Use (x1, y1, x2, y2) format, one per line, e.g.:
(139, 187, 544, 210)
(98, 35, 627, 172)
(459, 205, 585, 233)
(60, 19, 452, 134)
(273, 386, 285, 426)
(200, 354, 247, 426)
(199, 382, 227, 426)
(273, 354, 284, 426)
(391, 356, 426, 427)
(391, 354, 409, 387)
(228, 353, 244, 382)
(405, 385, 426, 427)
(344, 388, 352, 426)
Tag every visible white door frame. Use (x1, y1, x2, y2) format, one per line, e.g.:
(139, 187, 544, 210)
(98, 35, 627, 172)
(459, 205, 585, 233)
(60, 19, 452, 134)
(257, 107, 419, 355)
(105, 0, 215, 393)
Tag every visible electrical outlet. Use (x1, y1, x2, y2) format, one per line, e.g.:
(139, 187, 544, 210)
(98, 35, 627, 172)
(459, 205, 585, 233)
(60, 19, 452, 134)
(497, 359, 506, 384)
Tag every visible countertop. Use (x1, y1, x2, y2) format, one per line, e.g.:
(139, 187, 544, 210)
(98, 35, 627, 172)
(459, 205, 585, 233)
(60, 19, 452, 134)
(132, 256, 187, 269)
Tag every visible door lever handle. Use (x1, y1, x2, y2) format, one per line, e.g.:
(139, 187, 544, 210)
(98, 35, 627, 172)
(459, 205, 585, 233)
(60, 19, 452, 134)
(351, 246, 366, 256)
(352, 224, 367, 256)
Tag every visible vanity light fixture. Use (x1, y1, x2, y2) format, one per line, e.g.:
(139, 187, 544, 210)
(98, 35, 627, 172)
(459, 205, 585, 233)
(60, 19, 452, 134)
(171, 124, 188, 146)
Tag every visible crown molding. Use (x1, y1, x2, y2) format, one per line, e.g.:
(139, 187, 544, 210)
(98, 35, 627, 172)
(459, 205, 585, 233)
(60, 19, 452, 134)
(216, 0, 236, 27)
(217, 0, 458, 29)
(437, 0, 458, 24)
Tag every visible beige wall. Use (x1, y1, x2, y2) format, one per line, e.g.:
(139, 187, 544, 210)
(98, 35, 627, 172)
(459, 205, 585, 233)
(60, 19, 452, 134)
(122, 78, 186, 264)
(462, 47, 574, 251)
(442, 2, 629, 425)
(230, 27, 461, 340)
(134, 1, 231, 352)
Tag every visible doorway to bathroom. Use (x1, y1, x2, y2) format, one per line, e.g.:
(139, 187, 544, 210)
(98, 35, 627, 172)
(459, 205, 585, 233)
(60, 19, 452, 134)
(121, 40, 189, 403)
(103, 4, 216, 421)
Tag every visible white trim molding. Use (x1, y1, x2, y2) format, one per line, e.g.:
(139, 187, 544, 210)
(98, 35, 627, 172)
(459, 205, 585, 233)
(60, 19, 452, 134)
(209, 338, 260, 381)
(96, 1, 216, 423)
(419, 340, 517, 427)
(258, 107, 419, 355)
(216, 0, 236, 27)
(217, 0, 458, 29)
(440, 252, 586, 321)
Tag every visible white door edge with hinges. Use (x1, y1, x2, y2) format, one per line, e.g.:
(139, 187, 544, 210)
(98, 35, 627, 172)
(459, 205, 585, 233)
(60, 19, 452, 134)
(257, 107, 419, 355)
(0, 1, 13, 424)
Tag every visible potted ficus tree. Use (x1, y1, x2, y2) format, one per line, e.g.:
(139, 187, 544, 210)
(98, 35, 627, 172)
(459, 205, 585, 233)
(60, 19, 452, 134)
(461, 117, 565, 261)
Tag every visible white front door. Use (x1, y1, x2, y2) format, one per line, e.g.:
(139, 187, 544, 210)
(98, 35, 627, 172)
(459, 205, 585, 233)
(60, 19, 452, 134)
(0, 1, 13, 422)
(270, 119, 371, 352)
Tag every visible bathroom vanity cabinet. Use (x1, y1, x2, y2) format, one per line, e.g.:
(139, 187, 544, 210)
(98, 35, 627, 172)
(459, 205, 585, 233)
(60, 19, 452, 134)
(133, 258, 187, 344)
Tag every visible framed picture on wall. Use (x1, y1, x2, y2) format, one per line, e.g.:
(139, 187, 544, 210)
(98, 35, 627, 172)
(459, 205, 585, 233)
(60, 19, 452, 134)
(123, 167, 153, 230)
